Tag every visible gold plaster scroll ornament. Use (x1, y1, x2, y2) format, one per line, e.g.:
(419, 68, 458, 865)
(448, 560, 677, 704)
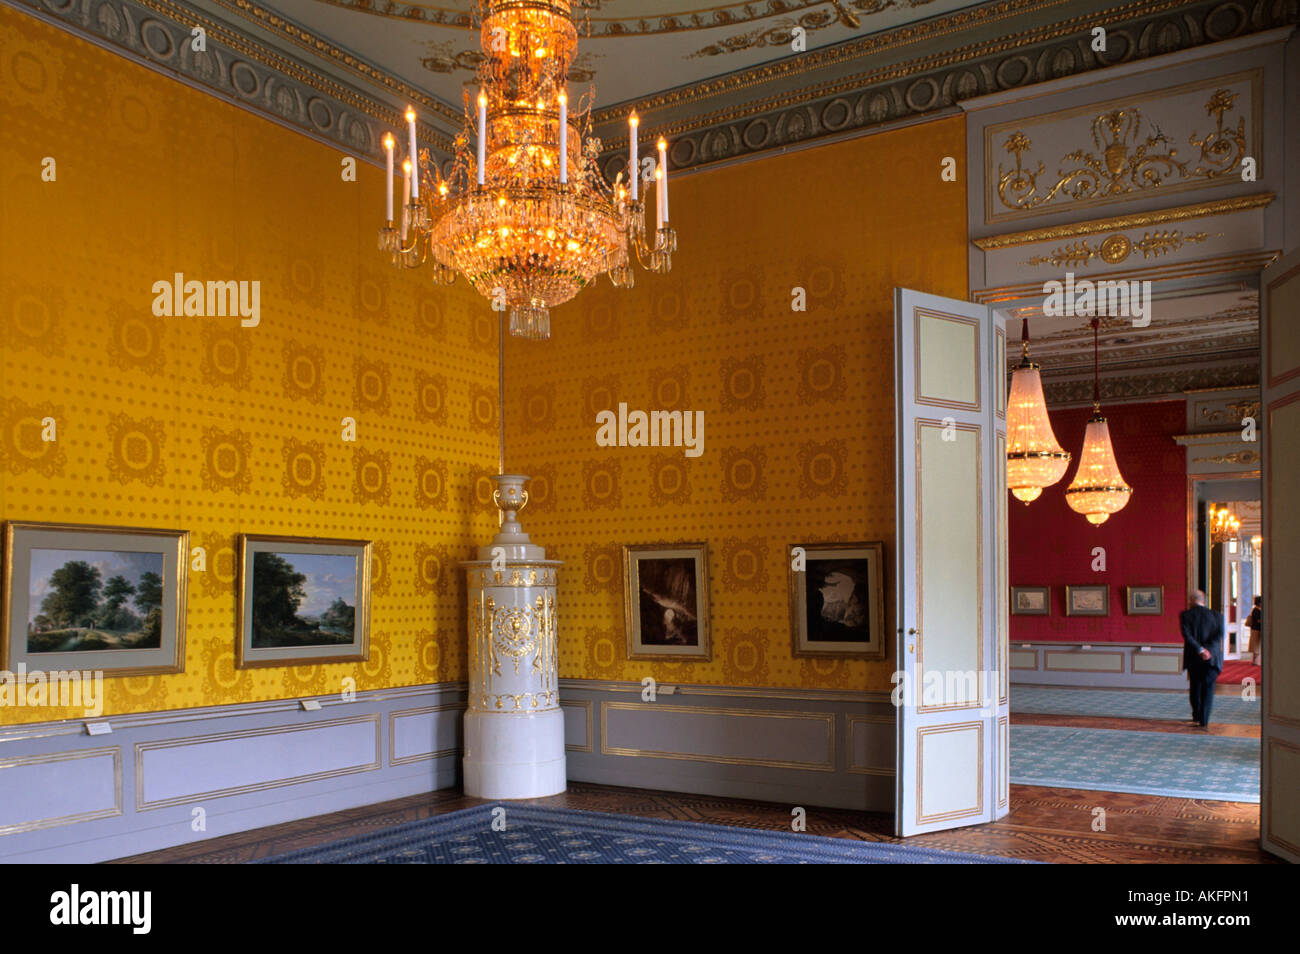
(1201, 449, 1261, 465)
(997, 89, 1247, 211)
(1021, 229, 1210, 267)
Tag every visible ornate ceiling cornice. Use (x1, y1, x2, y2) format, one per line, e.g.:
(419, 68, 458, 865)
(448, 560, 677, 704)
(4, 0, 455, 162)
(1043, 362, 1259, 406)
(206, 0, 465, 127)
(10, 0, 1298, 176)
(592, 0, 1300, 176)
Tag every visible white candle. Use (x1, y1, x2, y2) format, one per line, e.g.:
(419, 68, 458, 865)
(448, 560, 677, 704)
(401, 158, 411, 240)
(655, 165, 663, 231)
(477, 91, 487, 186)
(383, 132, 394, 222)
(405, 107, 418, 200)
(558, 91, 568, 185)
(629, 112, 639, 201)
(658, 138, 668, 224)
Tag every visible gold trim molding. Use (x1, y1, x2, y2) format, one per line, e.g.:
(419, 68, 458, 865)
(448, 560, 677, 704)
(974, 192, 1275, 250)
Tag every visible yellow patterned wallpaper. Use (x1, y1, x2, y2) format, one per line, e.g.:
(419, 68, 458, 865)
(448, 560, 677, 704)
(505, 116, 968, 692)
(0, 8, 497, 723)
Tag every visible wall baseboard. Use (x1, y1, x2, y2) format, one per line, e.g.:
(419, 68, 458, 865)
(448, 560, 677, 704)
(0, 684, 465, 864)
(558, 681, 895, 813)
(1, 680, 896, 861)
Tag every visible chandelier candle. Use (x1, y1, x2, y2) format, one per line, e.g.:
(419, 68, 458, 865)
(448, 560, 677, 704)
(558, 91, 568, 185)
(401, 159, 411, 241)
(629, 112, 639, 200)
(476, 91, 487, 186)
(658, 138, 668, 222)
(382, 132, 394, 222)
(405, 107, 418, 199)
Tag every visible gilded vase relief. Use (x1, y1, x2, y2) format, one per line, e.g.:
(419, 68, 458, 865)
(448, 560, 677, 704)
(997, 88, 1248, 212)
(469, 592, 558, 711)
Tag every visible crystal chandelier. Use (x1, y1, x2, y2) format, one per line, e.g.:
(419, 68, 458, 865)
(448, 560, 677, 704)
(377, 0, 676, 340)
(1006, 319, 1070, 503)
(1209, 504, 1241, 543)
(1065, 317, 1132, 526)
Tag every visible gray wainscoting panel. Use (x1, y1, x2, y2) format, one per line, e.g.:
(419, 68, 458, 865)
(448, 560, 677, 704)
(1008, 645, 1186, 689)
(0, 684, 465, 864)
(559, 680, 895, 812)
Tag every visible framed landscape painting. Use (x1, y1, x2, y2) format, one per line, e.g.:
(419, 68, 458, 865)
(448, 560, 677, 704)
(623, 543, 711, 660)
(237, 535, 371, 668)
(1065, 584, 1110, 617)
(1126, 585, 1164, 616)
(1011, 585, 1050, 616)
(2, 522, 188, 676)
(789, 542, 886, 659)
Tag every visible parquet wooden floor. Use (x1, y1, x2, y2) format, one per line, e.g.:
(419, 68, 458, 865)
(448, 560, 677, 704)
(111, 704, 1271, 865)
(112, 779, 1272, 864)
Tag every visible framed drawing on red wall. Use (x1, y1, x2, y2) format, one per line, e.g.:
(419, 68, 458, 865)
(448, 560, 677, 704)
(1125, 585, 1164, 616)
(1011, 585, 1050, 615)
(1065, 585, 1110, 617)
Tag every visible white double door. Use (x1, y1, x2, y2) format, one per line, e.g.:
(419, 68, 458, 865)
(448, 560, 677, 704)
(893, 289, 1010, 836)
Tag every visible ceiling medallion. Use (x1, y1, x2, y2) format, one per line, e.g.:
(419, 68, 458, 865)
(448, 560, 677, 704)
(1065, 317, 1132, 526)
(378, 0, 676, 340)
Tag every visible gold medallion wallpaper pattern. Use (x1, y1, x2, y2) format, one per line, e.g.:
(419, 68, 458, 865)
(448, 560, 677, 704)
(0, 8, 499, 723)
(2, 8, 967, 716)
(505, 115, 968, 693)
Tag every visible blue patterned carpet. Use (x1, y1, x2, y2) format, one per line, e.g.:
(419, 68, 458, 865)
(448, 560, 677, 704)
(255, 805, 1032, 864)
(1011, 687, 1261, 725)
(1011, 725, 1259, 803)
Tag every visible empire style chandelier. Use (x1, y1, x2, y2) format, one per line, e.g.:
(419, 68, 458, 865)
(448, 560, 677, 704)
(1209, 504, 1242, 544)
(1006, 319, 1070, 503)
(1065, 318, 1132, 526)
(378, 0, 676, 339)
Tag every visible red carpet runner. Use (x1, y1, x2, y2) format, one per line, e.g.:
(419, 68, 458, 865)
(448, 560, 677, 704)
(1218, 659, 1261, 684)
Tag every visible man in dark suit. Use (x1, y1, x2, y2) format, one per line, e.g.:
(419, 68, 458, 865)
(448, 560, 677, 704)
(1180, 590, 1224, 728)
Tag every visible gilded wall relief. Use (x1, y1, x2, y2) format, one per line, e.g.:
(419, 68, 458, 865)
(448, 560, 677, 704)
(986, 72, 1260, 223)
(1021, 229, 1211, 268)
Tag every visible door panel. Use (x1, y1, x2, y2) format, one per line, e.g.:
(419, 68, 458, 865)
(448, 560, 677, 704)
(1261, 249, 1300, 862)
(895, 288, 1000, 836)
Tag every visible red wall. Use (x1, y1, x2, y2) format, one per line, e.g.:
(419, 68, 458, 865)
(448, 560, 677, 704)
(1009, 399, 1186, 644)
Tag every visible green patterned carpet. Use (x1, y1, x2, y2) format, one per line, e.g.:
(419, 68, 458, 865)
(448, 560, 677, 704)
(1011, 687, 1261, 725)
(1011, 725, 1259, 803)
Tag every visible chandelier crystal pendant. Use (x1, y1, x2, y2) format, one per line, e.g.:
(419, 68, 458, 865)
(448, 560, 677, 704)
(1065, 317, 1132, 526)
(1006, 318, 1071, 503)
(377, 0, 676, 340)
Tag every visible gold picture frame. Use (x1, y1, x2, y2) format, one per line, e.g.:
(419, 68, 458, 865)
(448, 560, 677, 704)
(1126, 585, 1164, 616)
(237, 534, 372, 668)
(2, 521, 188, 677)
(622, 543, 711, 661)
(789, 541, 886, 659)
(1011, 585, 1050, 616)
(1065, 584, 1110, 617)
